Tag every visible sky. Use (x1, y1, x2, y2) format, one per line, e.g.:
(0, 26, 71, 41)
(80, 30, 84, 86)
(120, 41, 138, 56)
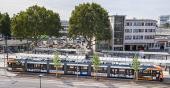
(0, 0, 170, 21)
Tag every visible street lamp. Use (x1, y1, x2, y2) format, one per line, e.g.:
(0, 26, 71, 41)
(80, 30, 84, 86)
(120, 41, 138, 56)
(38, 74, 43, 88)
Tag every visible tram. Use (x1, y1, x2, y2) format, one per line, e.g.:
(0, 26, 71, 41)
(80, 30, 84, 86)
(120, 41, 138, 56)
(7, 58, 164, 82)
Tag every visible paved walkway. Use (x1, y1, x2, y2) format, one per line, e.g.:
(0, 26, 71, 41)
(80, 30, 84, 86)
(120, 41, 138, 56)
(0, 74, 169, 88)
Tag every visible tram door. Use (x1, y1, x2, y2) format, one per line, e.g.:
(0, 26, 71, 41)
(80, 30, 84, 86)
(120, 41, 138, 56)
(119, 69, 126, 78)
(152, 70, 161, 81)
(79, 66, 88, 76)
(110, 68, 119, 77)
(66, 65, 88, 76)
(125, 69, 134, 78)
(67, 65, 76, 75)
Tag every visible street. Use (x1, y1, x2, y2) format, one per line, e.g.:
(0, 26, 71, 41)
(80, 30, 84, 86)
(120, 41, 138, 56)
(0, 71, 169, 88)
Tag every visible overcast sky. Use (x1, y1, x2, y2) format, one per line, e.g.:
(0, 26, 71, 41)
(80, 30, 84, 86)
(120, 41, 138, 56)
(0, 0, 169, 21)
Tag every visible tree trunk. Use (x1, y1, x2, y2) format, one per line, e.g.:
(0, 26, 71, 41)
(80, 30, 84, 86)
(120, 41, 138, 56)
(94, 70, 96, 79)
(56, 66, 58, 77)
(96, 70, 98, 80)
(87, 41, 94, 56)
(135, 71, 138, 81)
(93, 69, 98, 80)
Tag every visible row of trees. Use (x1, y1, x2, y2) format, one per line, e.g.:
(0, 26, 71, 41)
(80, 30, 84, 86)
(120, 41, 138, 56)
(11, 5, 62, 46)
(53, 52, 140, 81)
(0, 3, 112, 50)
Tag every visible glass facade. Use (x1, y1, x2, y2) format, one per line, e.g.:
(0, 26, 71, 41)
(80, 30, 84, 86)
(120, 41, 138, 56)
(113, 16, 125, 46)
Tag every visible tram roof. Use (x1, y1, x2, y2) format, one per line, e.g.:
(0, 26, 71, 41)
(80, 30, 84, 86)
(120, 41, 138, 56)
(102, 50, 170, 56)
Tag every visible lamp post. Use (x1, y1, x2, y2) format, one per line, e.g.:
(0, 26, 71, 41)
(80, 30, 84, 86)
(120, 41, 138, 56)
(38, 74, 43, 88)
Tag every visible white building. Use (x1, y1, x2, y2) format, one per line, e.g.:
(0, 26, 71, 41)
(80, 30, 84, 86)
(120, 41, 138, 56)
(124, 19, 157, 51)
(159, 15, 170, 26)
(155, 28, 170, 51)
(60, 20, 69, 35)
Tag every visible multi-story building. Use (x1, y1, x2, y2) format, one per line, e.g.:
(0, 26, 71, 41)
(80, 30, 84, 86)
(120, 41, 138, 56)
(60, 17, 170, 52)
(155, 28, 170, 51)
(59, 20, 85, 44)
(159, 15, 170, 26)
(60, 20, 69, 36)
(110, 15, 125, 51)
(124, 19, 157, 51)
(94, 15, 125, 51)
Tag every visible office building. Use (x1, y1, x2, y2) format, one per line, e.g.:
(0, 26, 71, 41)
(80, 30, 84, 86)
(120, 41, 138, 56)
(124, 19, 157, 51)
(110, 15, 125, 51)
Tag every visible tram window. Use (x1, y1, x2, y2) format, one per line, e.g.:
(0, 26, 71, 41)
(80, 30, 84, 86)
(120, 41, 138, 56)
(67, 66, 76, 71)
(152, 70, 160, 76)
(41, 64, 46, 70)
(119, 69, 125, 74)
(81, 66, 87, 69)
(98, 67, 107, 73)
(69, 66, 74, 69)
(139, 70, 152, 76)
(49, 65, 56, 70)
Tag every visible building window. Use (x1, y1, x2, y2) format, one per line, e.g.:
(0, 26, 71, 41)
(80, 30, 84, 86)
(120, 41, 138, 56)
(133, 22, 145, 26)
(145, 29, 155, 32)
(133, 29, 144, 33)
(139, 29, 144, 32)
(133, 35, 143, 40)
(125, 36, 132, 40)
(166, 42, 170, 47)
(125, 29, 132, 33)
(142, 22, 144, 26)
(145, 35, 154, 39)
(155, 43, 160, 47)
(148, 43, 154, 48)
(126, 22, 132, 26)
(145, 22, 156, 26)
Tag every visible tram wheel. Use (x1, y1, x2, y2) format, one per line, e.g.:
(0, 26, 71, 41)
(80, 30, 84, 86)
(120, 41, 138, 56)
(160, 78, 163, 82)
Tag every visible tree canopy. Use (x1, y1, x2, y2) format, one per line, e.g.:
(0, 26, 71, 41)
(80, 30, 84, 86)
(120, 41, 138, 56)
(69, 3, 112, 49)
(92, 53, 100, 71)
(162, 23, 170, 28)
(53, 52, 61, 67)
(92, 53, 100, 79)
(132, 55, 140, 81)
(132, 55, 140, 72)
(11, 5, 62, 44)
(53, 52, 61, 77)
(0, 13, 11, 37)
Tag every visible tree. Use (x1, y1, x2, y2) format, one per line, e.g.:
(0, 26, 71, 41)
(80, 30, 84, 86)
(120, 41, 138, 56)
(162, 23, 170, 28)
(11, 5, 62, 46)
(132, 55, 140, 81)
(92, 53, 100, 79)
(0, 13, 11, 38)
(69, 3, 112, 53)
(53, 52, 61, 77)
